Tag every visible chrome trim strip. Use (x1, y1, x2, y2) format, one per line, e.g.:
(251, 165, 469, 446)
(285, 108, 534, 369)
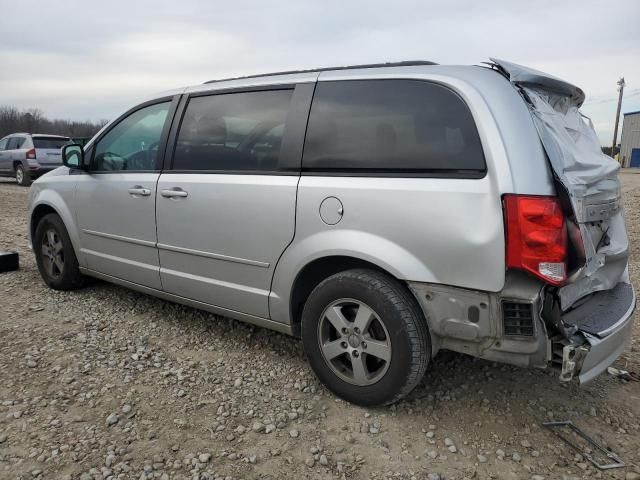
(82, 229, 156, 248)
(157, 243, 270, 268)
(79, 267, 293, 335)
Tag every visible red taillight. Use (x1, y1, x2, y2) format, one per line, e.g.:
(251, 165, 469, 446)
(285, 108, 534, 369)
(503, 194, 567, 286)
(26, 148, 36, 160)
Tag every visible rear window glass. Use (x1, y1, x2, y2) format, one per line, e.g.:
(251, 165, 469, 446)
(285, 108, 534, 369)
(302, 80, 486, 175)
(33, 137, 71, 149)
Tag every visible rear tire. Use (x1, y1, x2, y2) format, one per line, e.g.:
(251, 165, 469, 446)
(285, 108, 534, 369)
(15, 164, 30, 186)
(301, 269, 430, 406)
(34, 213, 86, 290)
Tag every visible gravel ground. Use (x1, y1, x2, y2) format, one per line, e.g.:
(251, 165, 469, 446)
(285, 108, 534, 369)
(0, 174, 639, 480)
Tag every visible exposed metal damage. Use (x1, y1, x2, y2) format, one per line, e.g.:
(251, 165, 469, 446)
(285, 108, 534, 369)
(489, 58, 636, 383)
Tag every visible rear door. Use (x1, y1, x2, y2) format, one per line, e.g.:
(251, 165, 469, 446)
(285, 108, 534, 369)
(32, 136, 70, 167)
(156, 84, 313, 318)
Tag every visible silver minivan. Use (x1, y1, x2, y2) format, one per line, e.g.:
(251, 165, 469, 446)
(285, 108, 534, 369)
(28, 59, 635, 405)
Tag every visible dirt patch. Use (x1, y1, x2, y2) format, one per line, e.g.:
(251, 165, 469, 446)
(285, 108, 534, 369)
(0, 175, 639, 480)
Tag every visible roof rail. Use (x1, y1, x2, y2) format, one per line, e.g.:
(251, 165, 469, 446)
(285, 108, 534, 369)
(203, 60, 438, 84)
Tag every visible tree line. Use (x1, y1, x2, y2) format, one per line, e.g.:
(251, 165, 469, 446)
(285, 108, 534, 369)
(0, 105, 108, 140)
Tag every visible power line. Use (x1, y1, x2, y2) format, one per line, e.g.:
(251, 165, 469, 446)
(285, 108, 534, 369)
(583, 88, 640, 106)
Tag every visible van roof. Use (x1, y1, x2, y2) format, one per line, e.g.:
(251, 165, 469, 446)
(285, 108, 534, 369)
(203, 60, 438, 84)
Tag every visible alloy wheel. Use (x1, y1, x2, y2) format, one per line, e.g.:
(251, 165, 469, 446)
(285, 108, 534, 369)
(317, 298, 392, 386)
(41, 228, 65, 279)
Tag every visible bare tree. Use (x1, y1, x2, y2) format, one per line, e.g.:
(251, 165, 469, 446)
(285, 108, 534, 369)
(0, 105, 107, 139)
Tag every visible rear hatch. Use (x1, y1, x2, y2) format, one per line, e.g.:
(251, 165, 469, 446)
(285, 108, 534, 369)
(490, 59, 633, 340)
(33, 136, 70, 166)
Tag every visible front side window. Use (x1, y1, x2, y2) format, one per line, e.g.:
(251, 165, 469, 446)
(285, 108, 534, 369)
(93, 102, 170, 171)
(302, 80, 486, 175)
(173, 89, 293, 172)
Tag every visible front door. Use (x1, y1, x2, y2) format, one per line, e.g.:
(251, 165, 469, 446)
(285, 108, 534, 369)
(76, 99, 176, 289)
(156, 86, 310, 318)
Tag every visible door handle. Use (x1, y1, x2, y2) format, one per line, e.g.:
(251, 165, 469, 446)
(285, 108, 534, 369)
(128, 186, 151, 196)
(160, 188, 188, 198)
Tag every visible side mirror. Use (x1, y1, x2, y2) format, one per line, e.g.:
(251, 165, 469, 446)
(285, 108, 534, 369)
(62, 144, 85, 169)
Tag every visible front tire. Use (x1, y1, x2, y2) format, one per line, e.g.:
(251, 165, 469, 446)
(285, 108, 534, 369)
(34, 213, 86, 290)
(16, 164, 30, 186)
(301, 269, 431, 406)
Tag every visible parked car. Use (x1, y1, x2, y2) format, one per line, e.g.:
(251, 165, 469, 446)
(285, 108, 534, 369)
(0, 133, 71, 185)
(27, 60, 635, 406)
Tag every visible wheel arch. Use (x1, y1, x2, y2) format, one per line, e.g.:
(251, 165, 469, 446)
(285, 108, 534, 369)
(30, 204, 59, 241)
(30, 194, 84, 267)
(269, 230, 437, 330)
(287, 256, 395, 336)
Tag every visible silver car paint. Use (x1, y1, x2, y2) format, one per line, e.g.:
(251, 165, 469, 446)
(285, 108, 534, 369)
(156, 173, 298, 318)
(270, 66, 555, 324)
(27, 63, 633, 385)
(0, 134, 29, 173)
(30, 65, 556, 326)
(269, 175, 505, 323)
(0, 137, 12, 171)
(29, 168, 80, 252)
(75, 172, 162, 289)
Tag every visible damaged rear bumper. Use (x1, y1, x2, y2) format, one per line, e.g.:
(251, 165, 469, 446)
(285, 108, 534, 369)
(561, 283, 636, 383)
(409, 274, 635, 385)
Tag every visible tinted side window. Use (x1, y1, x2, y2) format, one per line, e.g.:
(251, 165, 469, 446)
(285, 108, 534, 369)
(93, 102, 170, 172)
(302, 80, 486, 175)
(173, 89, 293, 172)
(0, 138, 7, 150)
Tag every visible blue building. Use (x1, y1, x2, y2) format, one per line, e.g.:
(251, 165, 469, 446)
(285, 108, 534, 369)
(620, 110, 640, 167)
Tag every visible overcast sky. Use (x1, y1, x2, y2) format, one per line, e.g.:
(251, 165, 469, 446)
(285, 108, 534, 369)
(1, 0, 639, 145)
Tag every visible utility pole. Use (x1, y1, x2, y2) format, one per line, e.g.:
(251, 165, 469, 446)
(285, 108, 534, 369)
(612, 77, 625, 158)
